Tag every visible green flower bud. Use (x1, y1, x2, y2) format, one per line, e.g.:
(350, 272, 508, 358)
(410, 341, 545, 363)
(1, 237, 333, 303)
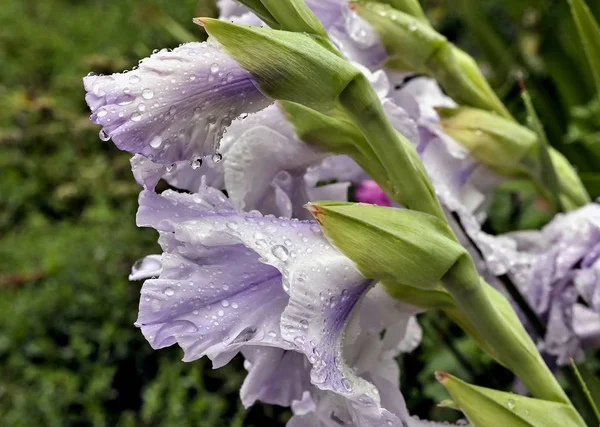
(550, 148, 591, 209)
(351, 1, 511, 118)
(437, 372, 586, 427)
(200, 18, 357, 111)
(437, 106, 537, 176)
(307, 201, 466, 289)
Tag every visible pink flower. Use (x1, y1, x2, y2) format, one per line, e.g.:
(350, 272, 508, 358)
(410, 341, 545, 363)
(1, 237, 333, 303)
(355, 180, 391, 206)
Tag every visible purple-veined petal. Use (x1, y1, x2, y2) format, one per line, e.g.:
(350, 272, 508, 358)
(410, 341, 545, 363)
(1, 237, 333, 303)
(84, 41, 270, 164)
(134, 184, 418, 423)
(135, 187, 292, 366)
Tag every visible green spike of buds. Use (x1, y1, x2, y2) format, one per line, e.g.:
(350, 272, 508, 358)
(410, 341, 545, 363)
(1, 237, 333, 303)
(437, 372, 586, 427)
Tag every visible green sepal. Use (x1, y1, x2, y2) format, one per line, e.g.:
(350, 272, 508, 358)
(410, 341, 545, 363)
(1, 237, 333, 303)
(278, 101, 391, 193)
(307, 201, 466, 290)
(373, 0, 429, 24)
(437, 372, 587, 427)
(437, 106, 537, 176)
(568, 0, 600, 94)
(549, 148, 591, 209)
(235, 0, 280, 29)
(258, 0, 328, 36)
(351, 1, 446, 74)
(201, 18, 359, 111)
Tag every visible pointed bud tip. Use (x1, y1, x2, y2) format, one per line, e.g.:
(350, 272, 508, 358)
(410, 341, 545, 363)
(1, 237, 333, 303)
(435, 371, 450, 383)
(192, 17, 207, 27)
(305, 203, 325, 225)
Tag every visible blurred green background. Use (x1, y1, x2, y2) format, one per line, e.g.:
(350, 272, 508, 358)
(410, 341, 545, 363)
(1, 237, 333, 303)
(1, 0, 599, 426)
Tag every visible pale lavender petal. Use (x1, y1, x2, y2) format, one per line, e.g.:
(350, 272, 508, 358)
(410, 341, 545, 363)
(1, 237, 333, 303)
(306, 155, 368, 185)
(84, 41, 270, 164)
(308, 182, 351, 203)
(134, 188, 292, 366)
(240, 347, 312, 408)
(222, 105, 326, 215)
(573, 304, 600, 349)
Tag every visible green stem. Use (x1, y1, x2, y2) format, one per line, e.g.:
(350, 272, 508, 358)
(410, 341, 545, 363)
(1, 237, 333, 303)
(339, 73, 445, 219)
(443, 256, 572, 406)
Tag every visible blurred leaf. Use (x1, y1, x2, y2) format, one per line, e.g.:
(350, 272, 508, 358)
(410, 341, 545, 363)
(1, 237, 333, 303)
(569, 0, 600, 94)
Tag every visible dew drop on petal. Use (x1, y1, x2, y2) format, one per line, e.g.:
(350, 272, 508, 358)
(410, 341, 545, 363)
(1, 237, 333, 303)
(210, 63, 219, 73)
(212, 153, 222, 163)
(129, 74, 141, 84)
(131, 112, 142, 122)
(221, 300, 229, 307)
(99, 129, 110, 141)
(191, 157, 203, 170)
(271, 245, 289, 261)
(341, 378, 353, 392)
(142, 88, 154, 99)
(150, 135, 163, 148)
(97, 109, 108, 118)
(164, 287, 175, 296)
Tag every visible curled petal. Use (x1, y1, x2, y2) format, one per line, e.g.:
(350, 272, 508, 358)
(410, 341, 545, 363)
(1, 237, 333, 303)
(240, 347, 312, 408)
(135, 188, 291, 366)
(135, 185, 409, 422)
(84, 41, 270, 164)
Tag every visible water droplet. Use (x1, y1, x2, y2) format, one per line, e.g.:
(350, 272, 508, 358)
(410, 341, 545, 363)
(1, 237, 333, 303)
(210, 63, 219, 73)
(409, 23, 417, 32)
(341, 378, 353, 392)
(164, 287, 175, 296)
(271, 245, 289, 261)
(212, 153, 222, 163)
(231, 302, 238, 309)
(131, 112, 142, 121)
(217, 310, 224, 316)
(117, 95, 135, 106)
(166, 163, 176, 173)
(268, 331, 277, 338)
(256, 239, 268, 248)
(221, 300, 229, 307)
(138, 103, 146, 112)
(99, 129, 110, 141)
(142, 88, 154, 99)
(191, 157, 203, 170)
(506, 398, 515, 410)
(150, 135, 163, 148)
(129, 74, 141, 84)
(97, 109, 108, 118)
